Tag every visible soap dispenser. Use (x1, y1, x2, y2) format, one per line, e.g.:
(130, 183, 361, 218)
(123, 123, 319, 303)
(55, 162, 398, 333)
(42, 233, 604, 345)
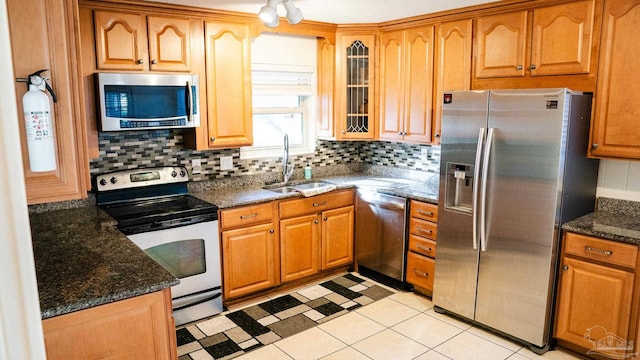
(304, 161, 312, 179)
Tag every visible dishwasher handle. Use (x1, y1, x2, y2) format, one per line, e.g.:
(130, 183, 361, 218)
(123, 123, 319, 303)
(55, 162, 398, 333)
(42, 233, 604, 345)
(357, 191, 406, 211)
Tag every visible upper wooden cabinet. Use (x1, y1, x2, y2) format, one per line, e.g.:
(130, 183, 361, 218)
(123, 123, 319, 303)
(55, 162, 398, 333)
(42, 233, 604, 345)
(379, 26, 435, 143)
(589, 0, 640, 160)
(433, 19, 473, 143)
(202, 21, 253, 149)
(7, 0, 88, 204)
(475, 0, 596, 79)
(317, 37, 336, 139)
(335, 31, 377, 140)
(94, 11, 191, 72)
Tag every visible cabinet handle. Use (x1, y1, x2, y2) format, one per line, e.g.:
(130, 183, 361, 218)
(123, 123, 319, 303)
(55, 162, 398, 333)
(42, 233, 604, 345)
(210, 137, 216, 142)
(529, 64, 537, 70)
(269, 229, 275, 234)
(434, 133, 440, 138)
(323, 217, 328, 221)
(417, 210, 434, 217)
(314, 219, 319, 224)
(416, 245, 433, 253)
(136, 59, 144, 65)
(413, 269, 429, 278)
(313, 201, 328, 207)
(341, 130, 347, 135)
(584, 245, 613, 256)
(562, 265, 569, 271)
(416, 227, 433, 235)
(516, 65, 523, 70)
(151, 59, 158, 65)
(591, 143, 598, 149)
(240, 213, 258, 219)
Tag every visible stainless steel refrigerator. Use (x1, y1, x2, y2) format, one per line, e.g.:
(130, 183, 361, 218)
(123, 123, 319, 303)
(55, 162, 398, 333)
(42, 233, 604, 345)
(433, 89, 599, 352)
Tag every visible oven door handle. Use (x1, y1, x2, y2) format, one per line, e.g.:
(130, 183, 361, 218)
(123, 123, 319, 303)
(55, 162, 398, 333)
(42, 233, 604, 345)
(173, 287, 222, 311)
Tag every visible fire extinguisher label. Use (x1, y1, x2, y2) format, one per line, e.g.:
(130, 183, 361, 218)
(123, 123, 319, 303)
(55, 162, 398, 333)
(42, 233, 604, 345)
(24, 111, 53, 141)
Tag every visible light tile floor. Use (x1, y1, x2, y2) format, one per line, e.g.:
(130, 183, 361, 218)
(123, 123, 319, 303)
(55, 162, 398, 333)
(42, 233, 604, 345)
(231, 278, 585, 360)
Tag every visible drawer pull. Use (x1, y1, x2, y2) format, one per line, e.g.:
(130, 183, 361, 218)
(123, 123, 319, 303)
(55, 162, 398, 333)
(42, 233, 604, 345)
(240, 213, 258, 219)
(416, 245, 433, 253)
(417, 209, 434, 217)
(269, 229, 275, 234)
(413, 269, 429, 278)
(416, 227, 433, 235)
(584, 245, 613, 256)
(313, 201, 328, 207)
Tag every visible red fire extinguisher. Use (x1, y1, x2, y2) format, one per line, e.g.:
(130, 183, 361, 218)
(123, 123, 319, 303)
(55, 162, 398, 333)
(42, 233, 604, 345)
(19, 69, 58, 172)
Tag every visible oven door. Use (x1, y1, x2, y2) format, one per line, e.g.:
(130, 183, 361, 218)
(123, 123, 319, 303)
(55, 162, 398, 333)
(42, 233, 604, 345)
(127, 220, 222, 325)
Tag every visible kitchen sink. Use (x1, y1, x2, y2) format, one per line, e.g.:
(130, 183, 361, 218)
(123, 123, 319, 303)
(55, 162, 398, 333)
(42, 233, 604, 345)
(292, 181, 332, 190)
(264, 186, 298, 194)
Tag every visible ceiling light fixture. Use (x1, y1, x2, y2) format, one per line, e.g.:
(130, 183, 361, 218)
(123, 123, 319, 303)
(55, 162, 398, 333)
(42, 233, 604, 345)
(258, 0, 304, 28)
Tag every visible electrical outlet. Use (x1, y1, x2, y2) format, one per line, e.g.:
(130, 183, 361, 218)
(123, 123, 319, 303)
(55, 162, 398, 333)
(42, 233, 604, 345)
(420, 148, 430, 161)
(220, 156, 233, 171)
(191, 159, 202, 174)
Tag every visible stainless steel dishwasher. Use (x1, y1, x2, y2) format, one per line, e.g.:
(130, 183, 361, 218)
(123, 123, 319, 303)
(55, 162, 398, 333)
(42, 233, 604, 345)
(355, 189, 407, 289)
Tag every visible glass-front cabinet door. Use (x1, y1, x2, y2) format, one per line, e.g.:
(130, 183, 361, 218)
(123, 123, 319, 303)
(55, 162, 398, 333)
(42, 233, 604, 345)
(336, 32, 376, 139)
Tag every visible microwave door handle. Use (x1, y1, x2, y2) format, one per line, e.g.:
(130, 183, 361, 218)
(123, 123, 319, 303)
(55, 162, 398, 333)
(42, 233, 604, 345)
(186, 81, 193, 122)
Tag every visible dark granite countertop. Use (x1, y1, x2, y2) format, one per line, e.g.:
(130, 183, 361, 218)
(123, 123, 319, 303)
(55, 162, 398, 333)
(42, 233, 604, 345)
(30, 207, 179, 319)
(562, 198, 640, 245)
(192, 172, 439, 209)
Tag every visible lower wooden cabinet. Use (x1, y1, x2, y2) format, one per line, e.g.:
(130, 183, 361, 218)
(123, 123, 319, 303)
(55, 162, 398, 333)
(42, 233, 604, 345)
(222, 222, 279, 299)
(220, 203, 279, 299)
(321, 206, 355, 270)
(406, 251, 435, 291)
(280, 214, 320, 282)
(42, 289, 177, 360)
(406, 200, 438, 293)
(279, 190, 355, 284)
(555, 232, 638, 356)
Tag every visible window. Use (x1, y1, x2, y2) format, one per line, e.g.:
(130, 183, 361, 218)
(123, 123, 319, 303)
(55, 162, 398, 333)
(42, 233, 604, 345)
(241, 34, 317, 159)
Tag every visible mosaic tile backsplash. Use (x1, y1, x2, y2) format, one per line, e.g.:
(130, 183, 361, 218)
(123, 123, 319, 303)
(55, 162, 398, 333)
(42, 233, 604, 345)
(89, 130, 440, 187)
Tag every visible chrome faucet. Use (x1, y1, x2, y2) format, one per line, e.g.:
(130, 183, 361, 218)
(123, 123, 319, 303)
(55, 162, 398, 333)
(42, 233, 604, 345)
(283, 134, 294, 183)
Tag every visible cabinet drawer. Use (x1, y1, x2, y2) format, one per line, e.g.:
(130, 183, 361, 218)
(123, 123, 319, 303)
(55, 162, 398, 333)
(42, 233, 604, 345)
(410, 200, 438, 222)
(409, 217, 437, 240)
(564, 232, 638, 269)
(279, 190, 353, 218)
(409, 235, 436, 258)
(406, 252, 434, 291)
(220, 203, 274, 230)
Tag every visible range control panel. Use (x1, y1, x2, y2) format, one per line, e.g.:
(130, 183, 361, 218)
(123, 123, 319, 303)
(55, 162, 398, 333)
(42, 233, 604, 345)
(96, 166, 189, 192)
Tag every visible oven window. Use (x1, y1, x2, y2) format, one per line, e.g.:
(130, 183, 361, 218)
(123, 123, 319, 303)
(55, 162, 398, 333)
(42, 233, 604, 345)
(145, 239, 206, 278)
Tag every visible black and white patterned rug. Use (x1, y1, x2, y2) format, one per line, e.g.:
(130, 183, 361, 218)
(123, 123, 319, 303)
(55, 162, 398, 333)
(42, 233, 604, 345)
(176, 272, 394, 360)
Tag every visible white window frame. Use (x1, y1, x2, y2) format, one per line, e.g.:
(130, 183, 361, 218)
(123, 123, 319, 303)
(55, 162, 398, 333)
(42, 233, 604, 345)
(240, 64, 317, 160)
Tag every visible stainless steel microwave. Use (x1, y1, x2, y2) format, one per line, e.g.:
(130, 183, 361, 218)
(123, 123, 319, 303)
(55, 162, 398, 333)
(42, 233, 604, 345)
(96, 73, 200, 131)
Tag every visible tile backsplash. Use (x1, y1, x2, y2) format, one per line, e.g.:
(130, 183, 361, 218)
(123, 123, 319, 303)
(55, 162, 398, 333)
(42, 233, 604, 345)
(89, 130, 440, 188)
(596, 159, 640, 202)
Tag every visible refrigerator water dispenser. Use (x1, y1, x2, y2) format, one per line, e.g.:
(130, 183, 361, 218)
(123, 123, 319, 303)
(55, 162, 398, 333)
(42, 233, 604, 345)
(444, 163, 473, 212)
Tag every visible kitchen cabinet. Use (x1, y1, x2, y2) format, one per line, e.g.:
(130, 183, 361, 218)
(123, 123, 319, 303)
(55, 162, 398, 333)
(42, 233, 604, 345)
(335, 31, 377, 140)
(279, 190, 354, 283)
(94, 11, 192, 72)
(589, 0, 640, 160)
(199, 20, 253, 149)
(220, 203, 279, 299)
(7, 0, 88, 204)
(474, 1, 597, 85)
(433, 19, 473, 144)
(379, 26, 434, 143)
(317, 37, 336, 139)
(405, 200, 438, 293)
(555, 232, 638, 356)
(43, 289, 177, 360)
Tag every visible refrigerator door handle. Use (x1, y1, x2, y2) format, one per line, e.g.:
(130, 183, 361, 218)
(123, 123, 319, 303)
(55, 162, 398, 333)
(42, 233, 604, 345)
(472, 128, 485, 250)
(479, 128, 494, 252)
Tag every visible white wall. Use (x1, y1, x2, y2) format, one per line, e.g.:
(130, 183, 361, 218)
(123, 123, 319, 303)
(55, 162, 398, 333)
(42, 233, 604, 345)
(597, 159, 640, 201)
